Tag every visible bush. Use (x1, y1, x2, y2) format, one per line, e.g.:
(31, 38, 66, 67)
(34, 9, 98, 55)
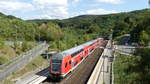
(50, 41, 57, 49)
(0, 38, 4, 49)
(22, 41, 33, 52)
(114, 52, 141, 84)
(22, 41, 29, 52)
(0, 56, 9, 65)
(114, 48, 150, 84)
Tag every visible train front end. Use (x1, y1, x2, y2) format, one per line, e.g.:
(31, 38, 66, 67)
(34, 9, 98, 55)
(49, 54, 62, 79)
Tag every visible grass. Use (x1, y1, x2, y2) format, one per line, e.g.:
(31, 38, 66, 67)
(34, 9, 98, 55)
(113, 52, 141, 84)
(0, 56, 9, 65)
(0, 45, 17, 64)
(1, 55, 49, 84)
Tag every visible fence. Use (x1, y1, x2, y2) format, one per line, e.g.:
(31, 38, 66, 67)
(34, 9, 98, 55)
(0, 42, 49, 81)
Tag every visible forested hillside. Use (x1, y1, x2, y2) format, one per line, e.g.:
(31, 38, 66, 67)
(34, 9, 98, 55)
(0, 13, 39, 64)
(0, 8, 149, 48)
(0, 13, 38, 41)
(58, 9, 150, 45)
(29, 9, 150, 46)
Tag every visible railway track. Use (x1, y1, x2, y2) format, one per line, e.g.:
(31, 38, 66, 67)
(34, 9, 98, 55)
(43, 47, 104, 84)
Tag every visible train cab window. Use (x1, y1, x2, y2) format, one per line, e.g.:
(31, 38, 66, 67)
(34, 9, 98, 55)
(65, 63, 68, 68)
(52, 60, 61, 72)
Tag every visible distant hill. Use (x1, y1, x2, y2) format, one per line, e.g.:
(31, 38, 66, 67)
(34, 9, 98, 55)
(28, 9, 150, 44)
(0, 12, 21, 20)
(0, 12, 37, 41)
(0, 8, 149, 45)
(29, 9, 150, 29)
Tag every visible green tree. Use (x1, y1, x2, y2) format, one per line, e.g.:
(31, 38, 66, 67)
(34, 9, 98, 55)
(131, 15, 150, 45)
(139, 31, 150, 46)
(87, 24, 101, 33)
(134, 48, 150, 84)
(113, 22, 129, 38)
(22, 41, 29, 52)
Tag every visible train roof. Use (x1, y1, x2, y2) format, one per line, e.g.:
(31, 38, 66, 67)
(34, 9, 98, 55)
(52, 38, 103, 60)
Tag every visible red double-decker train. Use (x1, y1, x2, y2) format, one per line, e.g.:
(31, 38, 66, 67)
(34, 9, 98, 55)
(49, 38, 105, 78)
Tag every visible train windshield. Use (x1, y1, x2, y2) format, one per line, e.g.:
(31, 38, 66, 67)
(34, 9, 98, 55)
(52, 60, 61, 72)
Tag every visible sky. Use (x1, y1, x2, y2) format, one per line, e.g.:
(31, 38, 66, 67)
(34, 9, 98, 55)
(0, 0, 149, 20)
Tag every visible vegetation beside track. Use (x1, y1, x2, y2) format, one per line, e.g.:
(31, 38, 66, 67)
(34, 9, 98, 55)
(114, 48, 150, 84)
(0, 41, 38, 64)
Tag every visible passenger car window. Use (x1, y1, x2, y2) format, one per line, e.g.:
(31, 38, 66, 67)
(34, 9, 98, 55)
(65, 63, 68, 68)
(80, 57, 83, 60)
(69, 60, 71, 64)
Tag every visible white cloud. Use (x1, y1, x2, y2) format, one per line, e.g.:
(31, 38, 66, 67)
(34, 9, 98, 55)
(30, 8, 117, 19)
(37, 7, 68, 19)
(29, 14, 53, 19)
(0, 0, 69, 19)
(32, 0, 69, 19)
(77, 8, 117, 15)
(72, 0, 80, 6)
(33, 0, 67, 7)
(0, 0, 118, 19)
(95, 0, 123, 4)
(82, 3, 101, 8)
(0, 1, 34, 14)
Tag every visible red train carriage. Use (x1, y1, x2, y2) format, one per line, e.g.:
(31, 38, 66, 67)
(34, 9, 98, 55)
(49, 38, 104, 78)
